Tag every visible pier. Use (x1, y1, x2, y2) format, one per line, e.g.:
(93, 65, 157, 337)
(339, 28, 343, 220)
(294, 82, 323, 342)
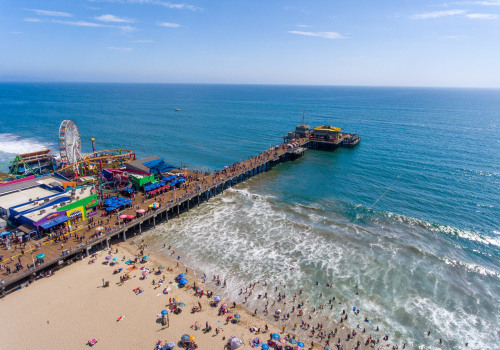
(1, 117, 361, 295)
(0, 139, 309, 295)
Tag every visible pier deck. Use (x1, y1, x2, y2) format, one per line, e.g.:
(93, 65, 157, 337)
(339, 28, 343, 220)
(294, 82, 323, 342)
(1, 138, 309, 294)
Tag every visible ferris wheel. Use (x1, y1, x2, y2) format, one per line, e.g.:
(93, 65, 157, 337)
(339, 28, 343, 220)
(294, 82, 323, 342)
(58, 120, 82, 165)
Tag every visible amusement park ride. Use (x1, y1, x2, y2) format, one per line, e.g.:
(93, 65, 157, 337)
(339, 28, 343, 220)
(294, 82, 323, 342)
(1, 120, 136, 187)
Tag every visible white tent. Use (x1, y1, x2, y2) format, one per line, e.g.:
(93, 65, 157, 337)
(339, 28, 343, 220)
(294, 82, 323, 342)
(229, 336, 242, 350)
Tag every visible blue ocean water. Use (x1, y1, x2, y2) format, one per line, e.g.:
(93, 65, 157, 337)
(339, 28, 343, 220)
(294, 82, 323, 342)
(0, 83, 499, 349)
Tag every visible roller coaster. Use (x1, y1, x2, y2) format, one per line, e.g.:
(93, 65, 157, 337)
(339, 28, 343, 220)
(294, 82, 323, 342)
(58, 148, 136, 178)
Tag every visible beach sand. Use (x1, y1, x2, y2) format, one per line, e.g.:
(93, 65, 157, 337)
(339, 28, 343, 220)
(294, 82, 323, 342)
(0, 242, 370, 350)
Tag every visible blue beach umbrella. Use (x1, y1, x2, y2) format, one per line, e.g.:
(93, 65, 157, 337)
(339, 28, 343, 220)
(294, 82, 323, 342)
(262, 344, 269, 350)
(36, 254, 45, 259)
(181, 334, 190, 342)
(297, 341, 305, 348)
(106, 207, 115, 211)
(167, 342, 176, 349)
(178, 273, 186, 278)
(271, 333, 280, 340)
(142, 256, 149, 260)
(214, 296, 221, 301)
(289, 338, 297, 344)
(325, 347, 332, 350)
(234, 314, 241, 319)
(179, 278, 188, 285)
(112, 257, 119, 261)
(161, 310, 168, 316)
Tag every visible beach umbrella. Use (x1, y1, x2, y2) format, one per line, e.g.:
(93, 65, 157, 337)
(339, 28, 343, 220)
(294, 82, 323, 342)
(158, 266, 165, 270)
(234, 314, 241, 319)
(297, 341, 305, 348)
(325, 347, 332, 350)
(178, 273, 186, 278)
(137, 209, 145, 213)
(214, 296, 221, 301)
(105, 256, 112, 260)
(189, 336, 195, 341)
(221, 303, 228, 308)
(36, 254, 45, 259)
(271, 333, 280, 340)
(289, 338, 297, 344)
(262, 344, 269, 350)
(106, 207, 115, 211)
(161, 310, 168, 316)
(112, 257, 119, 261)
(179, 278, 188, 285)
(167, 342, 175, 349)
(126, 215, 134, 219)
(95, 226, 104, 231)
(178, 302, 186, 307)
(142, 256, 149, 260)
(181, 334, 190, 342)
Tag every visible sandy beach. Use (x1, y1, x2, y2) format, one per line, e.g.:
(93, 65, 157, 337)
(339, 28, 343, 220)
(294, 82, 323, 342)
(0, 240, 379, 350)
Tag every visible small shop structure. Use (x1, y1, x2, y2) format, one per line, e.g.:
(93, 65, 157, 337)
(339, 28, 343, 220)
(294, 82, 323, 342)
(57, 193, 98, 231)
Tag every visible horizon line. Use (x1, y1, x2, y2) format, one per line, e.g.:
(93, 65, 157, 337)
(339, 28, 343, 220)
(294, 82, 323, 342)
(0, 80, 499, 90)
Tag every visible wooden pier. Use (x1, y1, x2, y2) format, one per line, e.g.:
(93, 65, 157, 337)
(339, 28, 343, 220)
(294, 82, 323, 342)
(1, 139, 308, 295)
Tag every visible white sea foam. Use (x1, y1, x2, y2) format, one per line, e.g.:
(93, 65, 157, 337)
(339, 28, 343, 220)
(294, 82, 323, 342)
(143, 186, 499, 350)
(385, 211, 500, 248)
(442, 257, 500, 279)
(0, 133, 52, 161)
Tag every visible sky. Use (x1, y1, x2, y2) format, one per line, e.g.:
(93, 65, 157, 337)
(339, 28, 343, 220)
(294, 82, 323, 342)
(1, 0, 500, 87)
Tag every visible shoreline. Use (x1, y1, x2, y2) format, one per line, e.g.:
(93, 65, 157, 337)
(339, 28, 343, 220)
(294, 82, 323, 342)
(0, 236, 391, 349)
(142, 233, 399, 349)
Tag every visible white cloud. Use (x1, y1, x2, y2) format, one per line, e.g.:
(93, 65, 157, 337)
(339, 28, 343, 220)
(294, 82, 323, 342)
(24, 18, 42, 22)
(460, 1, 500, 5)
(466, 13, 499, 18)
(119, 25, 136, 33)
(296, 24, 311, 28)
(288, 31, 344, 39)
(53, 20, 107, 27)
(410, 9, 468, 19)
(26, 9, 72, 17)
(107, 46, 133, 51)
(158, 22, 180, 28)
(95, 14, 134, 23)
(88, 0, 202, 11)
(52, 20, 135, 32)
(132, 39, 155, 43)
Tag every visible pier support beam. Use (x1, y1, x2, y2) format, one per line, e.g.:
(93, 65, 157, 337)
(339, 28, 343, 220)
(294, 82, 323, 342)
(123, 230, 127, 241)
(153, 215, 156, 227)
(106, 238, 110, 249)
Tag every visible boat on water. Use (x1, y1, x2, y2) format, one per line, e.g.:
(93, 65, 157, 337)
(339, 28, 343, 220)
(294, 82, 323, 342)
(341, 133, 361, 147)
(174, 108, 181, 111)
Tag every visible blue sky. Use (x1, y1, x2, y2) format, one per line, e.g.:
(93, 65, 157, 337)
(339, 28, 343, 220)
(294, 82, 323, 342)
(1, 0, 500, 87)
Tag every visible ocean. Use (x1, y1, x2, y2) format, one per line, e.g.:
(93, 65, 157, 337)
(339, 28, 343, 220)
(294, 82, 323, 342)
(0, 83, 499, 349)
